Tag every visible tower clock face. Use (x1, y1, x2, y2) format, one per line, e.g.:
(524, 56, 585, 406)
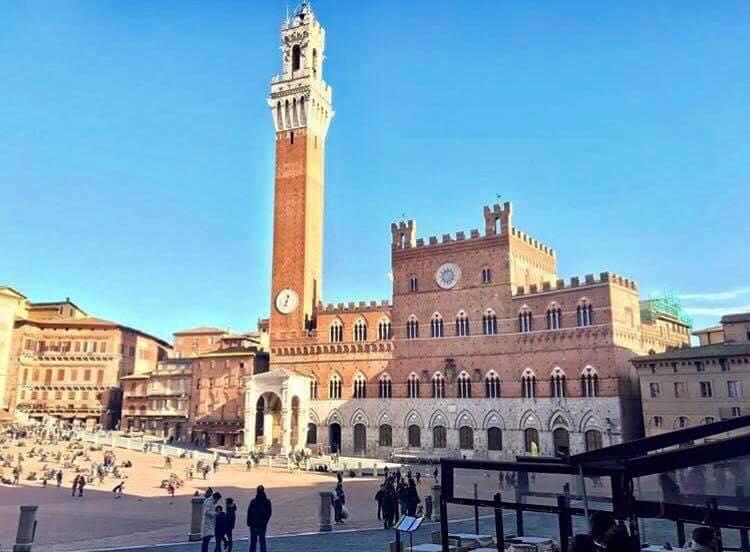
(275, 288, 299, 314)
(436, 262, 461, 289)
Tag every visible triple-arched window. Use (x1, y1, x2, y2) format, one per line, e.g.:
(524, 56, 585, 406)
(406, 315, 419, 339)
(432, 373, 446, 399)
(521, 368, 537, 399)
(485, 371, 501, 398)
(550, 367, 566, 398)
(581, 366, 599, 398)
(353, 373, 367, 399)
(431, 313, 444, 338)
(455, 311, 470, 337)
(378, 374, 392, 399)
(457, 371, 472, 399)
(546, 304, 562, 330)
(519, 309, 533, 333)
(407, 373, 420, 399)
(353, 319, 367, 342)
(378, 319, 392, 340)
(329, 374, 342, 400)
(577, 301, 594, 327)
(482, 308, 498, 335)
(329, 320, 343, 343)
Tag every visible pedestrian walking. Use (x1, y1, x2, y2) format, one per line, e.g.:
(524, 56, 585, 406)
(415, 471, 421, 485)
(77, 474, 86, 496)
(56, 470, 63, 488)
(247, 485, 272, 552)
(113, 481, 124, 499)
(333, 476, 346, 523)
(72, 474, 80, 496)
(405, 478, 420, 516)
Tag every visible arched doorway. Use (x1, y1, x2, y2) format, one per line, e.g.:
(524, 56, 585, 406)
(256, 392, 282, 447)
(353, 423, 366, 456)
(255, 397, 265, 444)
(329, 423, 342, 454)
(306, 423, 317, 446)
(553, 427, 570, 456)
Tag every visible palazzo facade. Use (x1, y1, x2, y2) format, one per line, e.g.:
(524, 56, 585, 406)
(243, 4, 690, 459)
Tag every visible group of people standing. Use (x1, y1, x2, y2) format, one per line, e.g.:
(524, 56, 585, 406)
(201, 486, 272, 552)
(375, 469, 421, 529)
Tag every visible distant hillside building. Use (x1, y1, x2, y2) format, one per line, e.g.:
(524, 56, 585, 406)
(633, 312, 750, 437)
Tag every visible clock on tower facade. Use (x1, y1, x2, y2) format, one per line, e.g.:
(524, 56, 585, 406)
(268, 3, 333, 340)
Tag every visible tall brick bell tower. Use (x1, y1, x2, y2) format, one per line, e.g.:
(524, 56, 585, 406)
(268, 3, 333, 341)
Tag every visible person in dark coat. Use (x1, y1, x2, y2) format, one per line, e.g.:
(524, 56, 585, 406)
(213, 505, 227, 552)
(382, 479, 397, 529)
(247, 485, 272, 552)
(405, 478, 420, 516)
(224, 497, 237, 551)
(375, 484, 385, 520)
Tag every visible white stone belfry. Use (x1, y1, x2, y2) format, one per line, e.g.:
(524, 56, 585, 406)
(269, 2, 334, 138)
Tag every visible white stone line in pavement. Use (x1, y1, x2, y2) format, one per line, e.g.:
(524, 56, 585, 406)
(70, 513, 510, 552)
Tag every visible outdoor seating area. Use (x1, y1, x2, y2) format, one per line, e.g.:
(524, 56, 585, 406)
(432, 415, 750, 552)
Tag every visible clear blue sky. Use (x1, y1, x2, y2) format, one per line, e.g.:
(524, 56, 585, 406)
(1, 1, 748, 341)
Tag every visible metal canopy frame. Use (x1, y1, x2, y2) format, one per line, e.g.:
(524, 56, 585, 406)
(438, 416, 750, 552)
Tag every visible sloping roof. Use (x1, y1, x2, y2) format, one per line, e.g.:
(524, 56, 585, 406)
(721, 312, 750, 324)
(29, 298, 88, 315)
(693, 325, 723, 335)
(15, 316, 172, 349)
(173, 326, 225, 336)
(197, 346, 264, 358)
(632, 342, 750, 363)
(0, 285, 27, 300)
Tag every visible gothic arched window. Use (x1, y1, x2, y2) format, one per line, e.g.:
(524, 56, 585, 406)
(546, 304, 562, 330)
(481, 267, 492, 284)
(378, 318, 392, 340)
(432, 425, 447, 449)
(483, 308, 498, 335)
(309, 379, 318, 400)
(459, 426, 474, 449)
(485, 371, 501, 398)
(581, 366, 599, 398)
(521, 368, 537, 399)
(353, 318, 367, 342)
(378, 374, 392, 399)
(577, 301, 594, 327)
(406, 315, 419, 339)
(432, 373, 445, 399)
(487, 427, 503, 451)
(353, 373, 367, 399)
(457, 371, 472, 399)
(455, 311, 470, 337)
(550, 367, 566, 398)
(431, 313, 444, 338)
(407, 373, 420, 399)
(329, 320, 343, 343)
(329, 374, 342, 400)
(519, 309, 533, 333)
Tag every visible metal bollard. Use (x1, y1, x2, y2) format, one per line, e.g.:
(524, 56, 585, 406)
(432, 484, 442, 522)
(319, 491, 334, 532)
(357, 462, 362, 477)
(188, 497, 204, 541)
(13, 505, 38, 552)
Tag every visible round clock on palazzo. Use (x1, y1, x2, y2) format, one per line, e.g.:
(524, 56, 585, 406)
(275, 288, 299, 314)
(435, 262, 461, 289)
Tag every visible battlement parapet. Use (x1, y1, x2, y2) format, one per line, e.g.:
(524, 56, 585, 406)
(316, 299, 392, 314)
(514, 271, 639, 297)
(391, 202, 513, 251)
(510, 227, 556, 258)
